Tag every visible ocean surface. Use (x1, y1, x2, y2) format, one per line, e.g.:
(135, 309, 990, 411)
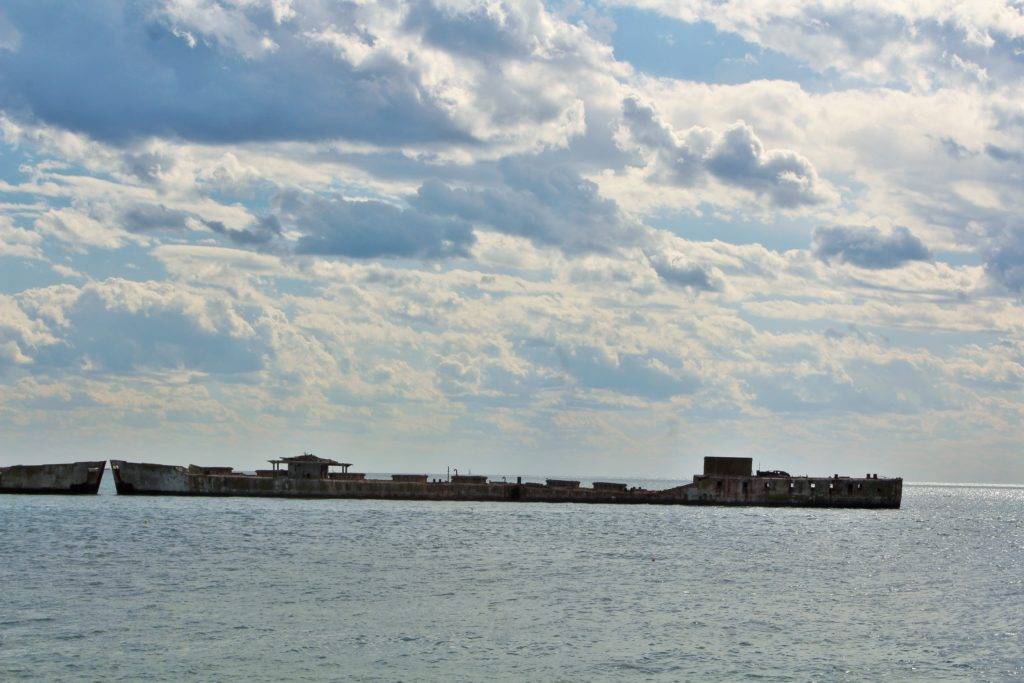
(1, 478, 1022, 681)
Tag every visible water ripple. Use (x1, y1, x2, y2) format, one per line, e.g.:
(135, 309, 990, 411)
(0, 482, 1021, 680)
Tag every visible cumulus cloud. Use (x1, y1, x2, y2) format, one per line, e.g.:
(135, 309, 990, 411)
(120, 203, 193, 233)
(413, 159, 643, 254)
(615, 0, 1024, 90)
(120, 149, 177, 184)
(33, 208, 132, 251)
(812, 225, 931, 269)
(0, 1, 449, 145)
(278, 190, 475, 259)
(622, 97, 829, 207)
(984, 228, 1024, 293)
(405, 0, 548, 60)
(204, 215, 281, 246)
(706, 124, 828, 207)
(0, 294, 59, 368)
(0, 0, 596, 151)
(646, 252, 724, 292)
(0, 215, 42, 259)
(117, 202, 282, 246)
(8, 279, 267, 375)
(559, 345, 700, 399)
(4, 0, 1024, 480)
(986, 144, 1024, 163)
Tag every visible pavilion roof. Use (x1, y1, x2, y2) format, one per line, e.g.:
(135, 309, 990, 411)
(268, 453, 351, 467)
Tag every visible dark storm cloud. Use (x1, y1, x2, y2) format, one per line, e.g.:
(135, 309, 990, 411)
(412, 159, 642, 254)
(812, 225, 931, 269)
(0, 1, 467, 145)
(278, 191, 475, 260)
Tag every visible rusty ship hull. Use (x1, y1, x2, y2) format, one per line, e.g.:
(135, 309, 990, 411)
(110, 457, 902, 509)
(0, 461, 106, 494)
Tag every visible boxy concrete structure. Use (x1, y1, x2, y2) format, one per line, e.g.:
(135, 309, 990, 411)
(703, 457, 753, 477)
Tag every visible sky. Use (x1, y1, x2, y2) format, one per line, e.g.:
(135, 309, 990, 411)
(0, 1, 1023, 482)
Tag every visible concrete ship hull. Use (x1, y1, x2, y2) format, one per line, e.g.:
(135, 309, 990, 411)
(110, 460, 902, 509)
(0, 461, 106, 494)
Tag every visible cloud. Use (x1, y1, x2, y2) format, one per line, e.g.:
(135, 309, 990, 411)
(120, 203, 193, 233)
(118, 202, 282, 246)
(746, 356, 949, 415)
(0, 1, 454, 145)
(812, 225, 931, 269)
(121, 149, 177, 184)
(278, 190, 475, 259)
(203, 215, 281, 246)
(404, 0, 540, 60)
(939, 136, 974, 159)
(413, 159, 643, 254)
(986, 144, 1024, 163)
(0, 215, 42, 258)
(646, 251, 723, 292)
(622, 97, 829, 207)
(3, 0, 1024, 482)
(0, 0, 595, 150)
(984, 228, 1024, 293)
(706, 123, 827, 207)
(614, 1, 1024, 91)
(11, 278, 267, 375)
(0, 10, 20, 52)
(525, 340, 701, 400)
(33, 208, 132, 251)
(0, 293, 59, 368)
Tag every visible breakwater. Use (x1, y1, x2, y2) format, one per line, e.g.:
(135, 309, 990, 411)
(110, 455, 902, 508)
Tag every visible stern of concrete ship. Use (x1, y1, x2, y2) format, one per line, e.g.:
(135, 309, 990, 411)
(0, 461, 107, 494)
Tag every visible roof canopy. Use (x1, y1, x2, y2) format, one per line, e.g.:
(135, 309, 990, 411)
(268, 453, 351, 467)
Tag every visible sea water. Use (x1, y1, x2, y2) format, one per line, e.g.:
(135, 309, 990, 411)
(1, 479, 1021, 681)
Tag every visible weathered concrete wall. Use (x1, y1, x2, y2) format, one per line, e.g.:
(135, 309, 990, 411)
(674, 475, 903, 508)
(451, 475, 488, 484)
(0, 461, 106, 494)
(111, 460, 902, 508)
(593, 482, 628, 491)
(392, 474, 429, 482)
(110, 461, 189, 494)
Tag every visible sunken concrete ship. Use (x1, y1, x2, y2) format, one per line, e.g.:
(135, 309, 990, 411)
(0, 461, 106, 494)
(111, 455, 902, 508)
